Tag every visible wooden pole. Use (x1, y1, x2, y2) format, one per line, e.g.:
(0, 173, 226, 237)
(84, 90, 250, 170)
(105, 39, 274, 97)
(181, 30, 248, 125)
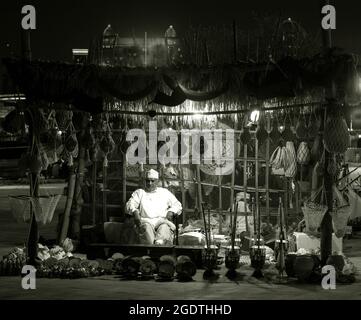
(243, 144, 249, 233)
(21, 29, 38, 266)
(144, 32, 147, 67)
(233, 20, 238, 62)
(265, 114, 271, 224)
(58, 171, 76, 244)
(102, 160, 108, 223)
(255, 135, 260, 228)
(122, 154, 127, 216)
(196, 164, 203, 219)
(228, 125, 237, 235)
(92, 160, 97, 225)
(320, 0, 334, 266)
(178, 163, 186, 225)
(69, 115, 88, 240)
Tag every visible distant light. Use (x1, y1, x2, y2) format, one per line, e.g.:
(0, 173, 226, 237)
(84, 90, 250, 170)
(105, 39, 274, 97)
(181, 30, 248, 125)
(0, 94, 26, 101)
(250, 110, 260, 123)
(72, 49, 88, 55)
(57, 130, 63, 136)
(358, 134, 361, 139)
(279, 126, 285, 131)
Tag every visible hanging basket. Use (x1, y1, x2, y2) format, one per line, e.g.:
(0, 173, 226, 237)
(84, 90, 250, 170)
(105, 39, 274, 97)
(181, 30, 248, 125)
(331, 205, 351, 238)
(8, 195, 62, 226)
(302, 202, 328, 232)
(9, 195, 32, 223)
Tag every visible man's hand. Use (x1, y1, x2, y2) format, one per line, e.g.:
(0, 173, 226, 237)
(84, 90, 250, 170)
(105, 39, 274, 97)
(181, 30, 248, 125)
(133, 210, 141, 227)
(166, 211, 174, 221)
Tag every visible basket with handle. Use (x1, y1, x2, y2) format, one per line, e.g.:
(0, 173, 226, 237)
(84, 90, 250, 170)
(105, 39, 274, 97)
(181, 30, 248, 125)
(301, 186, 328, 232)
(8, 194, 62, 225)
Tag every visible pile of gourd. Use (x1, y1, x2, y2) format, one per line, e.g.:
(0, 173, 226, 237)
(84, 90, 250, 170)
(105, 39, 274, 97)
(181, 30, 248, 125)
(0, 248, 27, 276)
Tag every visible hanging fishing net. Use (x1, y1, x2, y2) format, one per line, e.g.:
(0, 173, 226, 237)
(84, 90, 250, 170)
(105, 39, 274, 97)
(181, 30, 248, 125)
(301, 187, 328, 232)
(331, 186, 351, 238)
(9, 195, 62, 226)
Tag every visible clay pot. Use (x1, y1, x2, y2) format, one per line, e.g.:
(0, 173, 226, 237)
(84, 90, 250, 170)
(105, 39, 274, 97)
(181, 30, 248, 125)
(285, 253, 297, 277)
(293, 255, 315, 282)
(225, 246, 241, 270)
(326, 255, 345, 272)
(176, 256, 196, 281)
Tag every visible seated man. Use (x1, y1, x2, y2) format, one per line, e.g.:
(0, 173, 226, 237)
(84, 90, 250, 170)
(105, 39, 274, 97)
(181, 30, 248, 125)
(126, 169, 182, 245)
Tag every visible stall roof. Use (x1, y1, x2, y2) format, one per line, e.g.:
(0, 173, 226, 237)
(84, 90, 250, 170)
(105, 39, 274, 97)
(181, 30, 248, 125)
(2, 48, 360, 115)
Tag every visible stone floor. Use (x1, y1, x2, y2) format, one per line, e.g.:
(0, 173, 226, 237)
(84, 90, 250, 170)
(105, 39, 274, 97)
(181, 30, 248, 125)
(0, 198, 360, 300)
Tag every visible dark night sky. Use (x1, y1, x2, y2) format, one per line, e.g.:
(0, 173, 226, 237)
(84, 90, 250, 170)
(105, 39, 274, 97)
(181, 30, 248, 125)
(0, 0, 361, 62)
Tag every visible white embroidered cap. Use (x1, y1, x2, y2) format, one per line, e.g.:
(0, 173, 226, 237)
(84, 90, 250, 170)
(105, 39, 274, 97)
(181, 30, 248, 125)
(145, 169, 159, 180)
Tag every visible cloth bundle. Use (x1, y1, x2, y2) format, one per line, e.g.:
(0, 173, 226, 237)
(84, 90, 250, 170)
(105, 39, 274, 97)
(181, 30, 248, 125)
(270, 141, 297, 178)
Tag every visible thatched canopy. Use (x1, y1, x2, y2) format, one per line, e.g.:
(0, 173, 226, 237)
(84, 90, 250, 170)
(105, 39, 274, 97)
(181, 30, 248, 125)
(3, 48, 359, 120)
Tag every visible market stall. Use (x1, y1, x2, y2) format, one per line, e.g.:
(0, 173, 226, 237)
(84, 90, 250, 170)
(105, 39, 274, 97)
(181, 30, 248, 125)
(1, 17, 360, 284)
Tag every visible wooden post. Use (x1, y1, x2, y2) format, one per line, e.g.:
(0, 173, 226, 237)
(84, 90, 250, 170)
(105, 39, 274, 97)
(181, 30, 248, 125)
(218, 175, 223, 234)
(228, 125, 237, 235)
(21, 29, 38, 266)
(122, 154, 127, 216)
(265, 114, 271, 224)
(59, 170, 76, 244)
(233, 20, 238, 62)
(255, 135, 260, 226)
(69, 115, 88, 240)
(196, 164, 203, 219)
(178, 163, 186, 225)
(102, 160, 108, 223)
(243, 144, 249, 233)
(320, 0, 334, 266)
(92, 160, 97, 225)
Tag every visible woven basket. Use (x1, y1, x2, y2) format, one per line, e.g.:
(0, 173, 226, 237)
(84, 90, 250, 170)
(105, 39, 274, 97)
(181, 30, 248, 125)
(331, 205, 351, 238)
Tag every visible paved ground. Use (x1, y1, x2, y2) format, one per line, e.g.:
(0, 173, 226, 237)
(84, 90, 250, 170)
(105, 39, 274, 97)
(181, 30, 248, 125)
(0, 196, 360, 300)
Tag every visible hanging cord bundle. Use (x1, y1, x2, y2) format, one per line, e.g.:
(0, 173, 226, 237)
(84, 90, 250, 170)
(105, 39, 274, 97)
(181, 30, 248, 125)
(275, 197, 289, 281)
(201, 202, 218, 280)
(64, 113, 78, 167)
(43, 110, 62, 164)
(256, 111, 269, 146)
(250, 203, 266, 278)
(323, 101, 350, 154)
(225, 199, 240, 278)
(99, 114, 115, 168)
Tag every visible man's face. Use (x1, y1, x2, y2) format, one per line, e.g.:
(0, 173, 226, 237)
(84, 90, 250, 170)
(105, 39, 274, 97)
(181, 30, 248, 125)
(145, 178, 158, 192)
